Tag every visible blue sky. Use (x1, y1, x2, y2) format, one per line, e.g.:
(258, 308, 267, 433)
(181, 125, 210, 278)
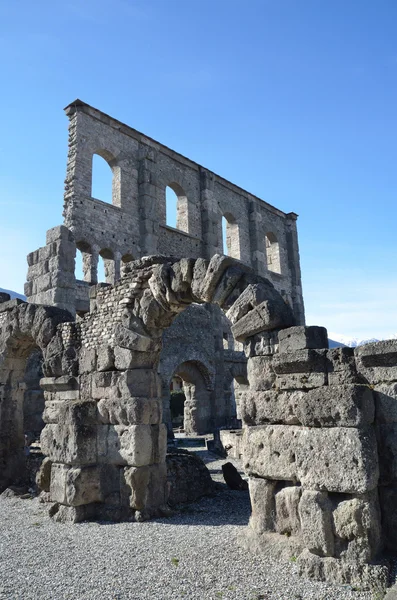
(0, 0, 396, 340)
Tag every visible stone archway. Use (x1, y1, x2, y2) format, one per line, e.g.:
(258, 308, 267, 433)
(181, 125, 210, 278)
(0, 302, 74, 491)
(38, 254, 294, 523)
(173, 360, 213, 434)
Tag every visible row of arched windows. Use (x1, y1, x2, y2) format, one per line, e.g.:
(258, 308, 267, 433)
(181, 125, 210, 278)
(91, 153, 282, 274)
(75, 242, 133, 285)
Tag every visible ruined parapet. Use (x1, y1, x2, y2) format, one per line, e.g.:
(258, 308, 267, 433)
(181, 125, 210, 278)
(25, 225, 76, 317)
(241, 325, 388, 590)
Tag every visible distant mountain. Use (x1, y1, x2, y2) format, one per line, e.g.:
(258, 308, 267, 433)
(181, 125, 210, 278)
(328, 338, 347, 348)
(0, 288, 26, 301)
(329, 334, 397, 348)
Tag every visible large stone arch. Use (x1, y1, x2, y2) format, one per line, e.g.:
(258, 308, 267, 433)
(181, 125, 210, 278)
(37, 254, 294, 523)
(0, 302, 74, 491)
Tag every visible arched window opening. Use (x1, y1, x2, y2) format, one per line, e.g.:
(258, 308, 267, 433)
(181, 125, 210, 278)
(222, 213, 241, 259)
(98, 248, 115, 284)
(121, 253, 134, 278)
(165, 183, 189, 232)
(265, 232, 281, 274)
(76, 241, 95, 283)
(92, 154, 113, 204)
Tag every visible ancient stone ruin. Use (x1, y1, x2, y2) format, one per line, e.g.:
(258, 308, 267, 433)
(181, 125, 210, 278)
(1, 100, 396, 591)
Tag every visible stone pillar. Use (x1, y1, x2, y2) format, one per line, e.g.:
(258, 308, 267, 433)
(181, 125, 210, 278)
(199, 168, 222, 259)
(25, 225, 76, 317)
(138, 147, 160, 255)
(248, 199, 266, 276)
(285, 213, 305, 325)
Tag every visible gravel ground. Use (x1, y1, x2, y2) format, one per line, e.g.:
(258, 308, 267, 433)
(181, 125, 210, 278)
(0, 441, 375, 600)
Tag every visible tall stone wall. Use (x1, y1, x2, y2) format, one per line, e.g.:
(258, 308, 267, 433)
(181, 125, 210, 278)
(61, 99, 304, 323)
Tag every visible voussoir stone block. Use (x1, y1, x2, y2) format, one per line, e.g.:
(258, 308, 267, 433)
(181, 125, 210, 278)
(243, 425, 379, 494)
(278, 326, 328, 354)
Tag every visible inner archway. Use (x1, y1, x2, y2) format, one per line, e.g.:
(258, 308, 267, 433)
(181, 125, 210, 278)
(171, 361, 213, 435)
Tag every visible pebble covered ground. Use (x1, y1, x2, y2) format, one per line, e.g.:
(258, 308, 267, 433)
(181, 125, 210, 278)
(0, 439, 377, 600)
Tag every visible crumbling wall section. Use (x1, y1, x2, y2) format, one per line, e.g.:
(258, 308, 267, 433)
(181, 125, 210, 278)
(241, 326, 394, 589)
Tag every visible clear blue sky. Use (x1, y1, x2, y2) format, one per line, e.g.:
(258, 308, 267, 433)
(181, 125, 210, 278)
(1, 0, 396, 340)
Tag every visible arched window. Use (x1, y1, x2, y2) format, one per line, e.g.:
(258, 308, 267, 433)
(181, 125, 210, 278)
(265, 232, 281, 274)
(98, 248, 115, 284)
(222, 213, 240, 259)
(75, 241, 95, 283)
(91, 151, 121, 206)
(165, 183, 189, 232)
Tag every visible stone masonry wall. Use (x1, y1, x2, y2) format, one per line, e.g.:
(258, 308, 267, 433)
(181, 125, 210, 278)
(241, 325, 397, 589)
(60, 100, 304, 324)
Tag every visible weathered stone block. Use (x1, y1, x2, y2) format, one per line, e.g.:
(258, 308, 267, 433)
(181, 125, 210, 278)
(97, 423, 166, 466)
(278, 326, 328, 354)
(247, 356, 276, 391)
(40, 401, 98, 465)
(379, 485, 397, 551)
(78, 347, 97, 374)
(121, 463, 167, 512)
(96, 345, 115, 372)
(248, 477, 276, 534)
(117, 369, 161, 398)
(275, 485, 301, 535)
(326, 347, 361, 385)
(332, 491, 382, 562)
(243, 425, 379, 494)
(50, 463, 102, 506)
(272, 349, 327, 375)
(97, 397, 161, 425)
(355, 340, 397, 384)
(276, 372, 327, 390)
(299, 490, 334, 556)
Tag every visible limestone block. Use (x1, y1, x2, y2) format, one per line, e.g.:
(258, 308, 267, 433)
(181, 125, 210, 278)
(117, 369, 161, 399)
(234, 302, 291, 342)
(248, 477, 276, 533)
(190, 258, 209, 300)
(40, 401, 98, 465)
(326, 347, 361, 386)
(121, 463, 167, 511)
(212, 265, 244, 307)
(276, 372, 327, 390)
(96, 345, 115, 371)
(243, 425, 379, 494)
(40, 376, 78, 391)
(240, 390, 301, 426)
(297, 548, 388, 589)
(114, 347, 159, 370)
(226, 283, 273, 324)
(50, 463, 102, 506)
(278, 326, 328, 354)
(113, 323, 154, 352)
(97, 397, 161, 425)
(97, 423, 167, 466)
(244, 331, 279, 358)
(272, 349, 327, 375)
(295, 385, 374, 427)
(91, 371, 119, 399)
(46, 224, 74, 245)
(374, 383, 397, 423)
(42, 400, 63, 424)
(197, 255, 235, 302)
(298, 490, 334, 556)
(275, 485, 301, 535)
(78, 347, 97, 374)
(247, 356, 276, 391)
(36, 457, 52, 492)
(355, 340, 397, 384)
(332, 492, 382, 562)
